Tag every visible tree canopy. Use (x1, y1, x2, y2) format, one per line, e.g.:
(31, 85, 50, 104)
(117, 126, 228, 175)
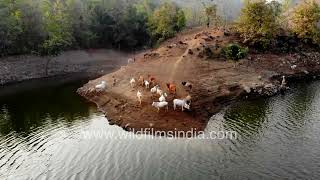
(290, 0, 320, 44)
(236, 0, 282, 49)
(0, 0, 186, 56)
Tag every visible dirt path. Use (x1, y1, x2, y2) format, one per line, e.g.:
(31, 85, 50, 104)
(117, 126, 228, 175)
(78, 28, 320, 136)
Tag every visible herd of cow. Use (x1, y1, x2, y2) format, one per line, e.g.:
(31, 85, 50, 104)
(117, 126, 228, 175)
(130, 75, 192, 112)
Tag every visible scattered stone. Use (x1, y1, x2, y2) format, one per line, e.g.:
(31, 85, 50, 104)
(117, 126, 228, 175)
(178, 41, 187, 45)
(144, 52, 160, 59)
(290, 65, 297, 70)
(243, 86, 251, 93)
(224, 31, 230, 36)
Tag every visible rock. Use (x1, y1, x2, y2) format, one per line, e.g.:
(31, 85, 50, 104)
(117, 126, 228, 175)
(290, 65, 297, 70)
(179, 41, 187, 45)
(144, 52, 160, 59)
(243, 86, 251, 93)
(224, 31, 230, 36)
(188, 49, 194, 55)
(258, 76, 262, 80)
(303, 70, 309, 74)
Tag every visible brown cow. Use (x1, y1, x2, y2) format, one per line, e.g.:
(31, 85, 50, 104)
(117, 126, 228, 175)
(138, 76, 144, 86)
(148, 75, 156, 86)
(166, 83, 177, 94)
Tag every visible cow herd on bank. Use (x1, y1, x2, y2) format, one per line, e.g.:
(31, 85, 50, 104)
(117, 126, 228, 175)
(95, 74, 192, 113)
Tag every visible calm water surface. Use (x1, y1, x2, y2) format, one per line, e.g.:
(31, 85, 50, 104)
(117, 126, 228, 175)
(1, 77, 320, 180)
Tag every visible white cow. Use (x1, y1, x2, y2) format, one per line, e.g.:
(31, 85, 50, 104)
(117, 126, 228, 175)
(130, 78, 136, 88)
(150, 85, 159, 93)
(137, 90, 142, 105)
(159, 93, 167, 102)
(95, 81, 107, 91)
(152, 101, 169, 112)
(173, 99, 190, 111)
(144, 80, 150, 89)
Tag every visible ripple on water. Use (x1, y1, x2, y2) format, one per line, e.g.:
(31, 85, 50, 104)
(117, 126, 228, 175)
(2, 79, 320, 179)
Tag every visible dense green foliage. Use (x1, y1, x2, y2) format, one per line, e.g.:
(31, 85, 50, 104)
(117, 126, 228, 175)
(290, 0, 320, 44)
(2, 0, 320, 57)
(236, 0, 281, 49)
(222, 44, 248, 61)
(148, 2, 186, 43)
(0, 0, 186, 56)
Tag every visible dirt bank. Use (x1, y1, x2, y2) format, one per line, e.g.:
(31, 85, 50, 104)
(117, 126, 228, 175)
(0, 49, 132, 85)
(77, 28, 320, 136)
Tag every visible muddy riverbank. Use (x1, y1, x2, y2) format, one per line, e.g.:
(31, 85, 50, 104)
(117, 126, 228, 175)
(77, 28, 320, 136)
(0, 49, 132, 85)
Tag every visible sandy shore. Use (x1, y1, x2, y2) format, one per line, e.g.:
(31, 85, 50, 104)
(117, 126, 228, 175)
(77, 28, 320, 136)
(0, 49, 132, 85)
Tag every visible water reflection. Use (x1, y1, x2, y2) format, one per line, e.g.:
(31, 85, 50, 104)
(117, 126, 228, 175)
(0, 78, 92, 135)
(1, 78, 320, 180)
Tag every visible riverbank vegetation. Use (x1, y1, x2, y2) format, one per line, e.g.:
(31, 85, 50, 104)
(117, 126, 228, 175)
(235, 0, 320, 51)
(1, 0, 320, 57)
(0, 0, 189, 56)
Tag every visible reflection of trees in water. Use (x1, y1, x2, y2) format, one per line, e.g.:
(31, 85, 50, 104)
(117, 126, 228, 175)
(0, 82, 91, 136)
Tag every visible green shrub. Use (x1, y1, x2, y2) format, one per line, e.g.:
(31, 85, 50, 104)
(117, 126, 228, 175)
(236, 0, 281, 49)
(290, 0, 320, 44)
(222, 44, 248, 61)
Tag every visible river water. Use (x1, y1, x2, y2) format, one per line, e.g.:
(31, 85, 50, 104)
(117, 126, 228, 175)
(0, 77, 319, 180)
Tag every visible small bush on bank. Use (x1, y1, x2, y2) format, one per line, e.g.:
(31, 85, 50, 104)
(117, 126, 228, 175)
(222, 44, 248, 61)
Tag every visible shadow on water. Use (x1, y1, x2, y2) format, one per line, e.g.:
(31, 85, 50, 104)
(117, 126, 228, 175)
(0, 75, 95, 135)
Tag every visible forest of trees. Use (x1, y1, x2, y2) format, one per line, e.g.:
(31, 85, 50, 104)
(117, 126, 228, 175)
(0, 0, 189, 57)
(1, 0, 320, 57)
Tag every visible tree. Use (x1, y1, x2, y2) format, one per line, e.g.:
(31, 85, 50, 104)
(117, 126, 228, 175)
(236, 0, 281, 49)
(148, 2, 186, 43)
(203, 4, 218, 28)
(290, 0, 320, 44)
(0, 0, 23, 56)
(176, 9, 186, 31)
(113, 4, 150, 49)
(40, 0, 74, 75)
(66, 0, 96, 48)
(18, 0, 46, 54)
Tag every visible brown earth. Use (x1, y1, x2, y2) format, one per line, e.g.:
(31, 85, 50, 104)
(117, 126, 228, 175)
(77, 27, 320, 136)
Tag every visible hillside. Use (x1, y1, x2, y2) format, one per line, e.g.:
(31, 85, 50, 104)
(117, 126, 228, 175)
(77, 27, 320, 136)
